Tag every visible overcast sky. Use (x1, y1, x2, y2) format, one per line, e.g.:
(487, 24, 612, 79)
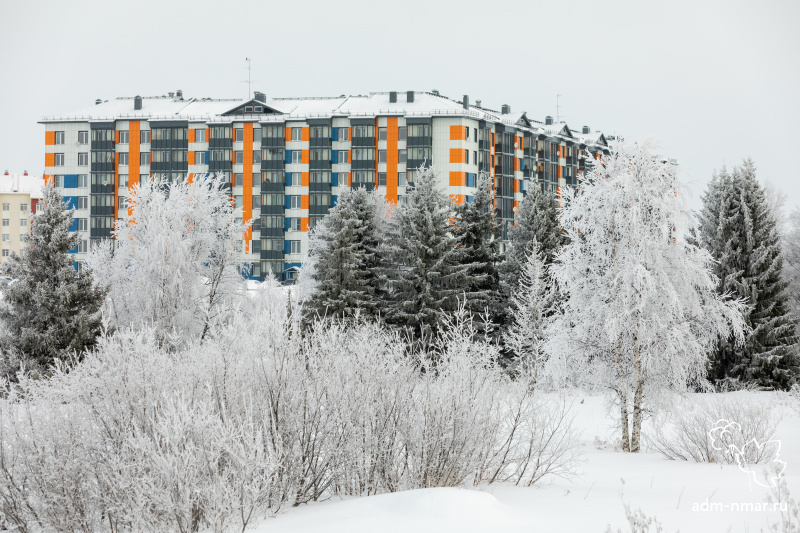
(1, 0, 798, 212)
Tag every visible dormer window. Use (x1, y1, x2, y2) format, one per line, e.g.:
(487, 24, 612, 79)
(255, 106, 263, 113)
(245, 106, 254, 113)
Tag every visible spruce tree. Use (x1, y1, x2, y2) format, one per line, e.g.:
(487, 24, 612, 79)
(501, 184, 567, 292)
(0, 186, 106, 375)
(452, 172, 503, 328)
(305, 187, 382, 323)
(384, 166, 467, 344)
(701, 160, 797, 389)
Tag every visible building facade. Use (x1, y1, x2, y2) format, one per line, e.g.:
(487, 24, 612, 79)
(41, 90, 610, 280)
(0, 171, 43, 265)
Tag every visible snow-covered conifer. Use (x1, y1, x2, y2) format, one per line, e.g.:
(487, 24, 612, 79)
(545, 141, 747, 453)
(305, 187, 383, 322)
(452, 172, 503, 327)
(87, 173, 248, 349)
(384, 166, 467, 344)
(0, 185, 106, 375)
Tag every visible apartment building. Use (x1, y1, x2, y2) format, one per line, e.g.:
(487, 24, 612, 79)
(40, 90, 610, 281)
(0, 171, 44, 265)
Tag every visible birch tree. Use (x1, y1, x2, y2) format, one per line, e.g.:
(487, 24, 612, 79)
(544, 140, 747, 452)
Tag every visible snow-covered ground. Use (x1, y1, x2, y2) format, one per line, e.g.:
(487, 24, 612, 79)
(254, 392, 800, 532)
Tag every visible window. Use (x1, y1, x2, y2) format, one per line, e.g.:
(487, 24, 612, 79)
(399, 172, 407, 187)
(262, 193, 284, 206)
(338, 128, 349, 141)
(352, 171, 374, 184)
(78, 131, 88, 144)
(291, 173, 301, 186)
(310, 171, 330, 184)
(474, 128, 478, 142)
(118, 197, 127, 209)
(337, 150, 348, 164)
(1, 250, 8, 257)
(378, 173, 386, 186)
(473, 151, 477, 165)
(78, 174, 88, 187)
(288, 217, 301, 231)
(289, 240, 301, 254)
(263, 148, 283, 161)
(195, 151, 207, 164)
(310, 149, 328, 161)
(378, 127, 387, 141)
(235, 128, 244, 142)
(195, 128, 206, 142)
(289, 195, 301, 209)
(251, 240, 261, 254)
(20, 219, 27, 227)
(91, 151, 114, 164)
(262, 171, 282, 183)
(118, 131, 129, 144)
(235, 151, 243, 164)
(235, 195, 243, 209)
(140, 152, 150, 165)
(91, 129, 114, 142)
(309, 216, 324, 230)
(310, 193, 330, 206)
(54, 131, 65, 144)
(261, 239, 283, 251)
(261, 215, 284, 228)
(119, 174, 128, 187)
(253, 128, 262, 142)
(264, 125, 283, 138)
(1, 219, 7, 227)
(140, 130, 151, 144)
(465, 150, 469, 164)
(398, 149, 407, 163)
(352, 148, 375, 161)
(311, 126, 329, 139)
(54, 153, 64, 166)
(76, 218, 87, 231)
(1, 203, 7, 211)
(77, 152, 88, 166)
(408, 124, 430, 137)
(291, 151, 302, 164)
(465, 127, 469, 140)
(77, 240, 88, 253)
(398, 126, 407, 140)
(252, 195, 261, 208)
(77, 197, 88, 209)
(253, 151, 262, 164)
(353, 125, 374, 137)
(378, 150, 387, 163)
(291, 127, 302, 141)
(19, 204, 27, 212)
(210, 149, 231, 162)
(119, 153, 129, 165)
(1, 235, 8, 242)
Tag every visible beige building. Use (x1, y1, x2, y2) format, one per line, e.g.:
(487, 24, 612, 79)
(0, 171, 44, 264)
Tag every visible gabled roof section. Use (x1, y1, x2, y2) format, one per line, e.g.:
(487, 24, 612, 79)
(221, 99, 284, 116)
(502, 111, 532, 128)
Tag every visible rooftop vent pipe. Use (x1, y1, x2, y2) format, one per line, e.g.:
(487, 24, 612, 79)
(253, 91, 266, 102)
(134, 96, 142, 110)
(545, 116, 553, 125)
(582, 125, 590, 134)
(501, 104, 511, 114)
(407, 91, 415, 102)
(168, 92, 174, 98)
(389, 91, 397, 103)
(475, 100, 481, 107)
(176, 89, 183, 99)
(432, 89, 440, 95)
(462, 95, 469, 109)
(95, 99, 102, 105)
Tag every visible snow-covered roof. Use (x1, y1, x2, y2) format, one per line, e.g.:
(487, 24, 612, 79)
(39, 91, 610, 148)
(0, 173, 45, 198)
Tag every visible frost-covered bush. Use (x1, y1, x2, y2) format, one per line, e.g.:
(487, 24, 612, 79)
(0, 290, 582, 531)
(645, 395, 781, 464)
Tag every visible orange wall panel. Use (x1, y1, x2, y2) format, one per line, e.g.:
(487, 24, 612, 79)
(243, 123, 254, 251)
(301, 195, 309, 210)
(285, 127, 291, 142)
(449, 172, 465, 186)
(449, 149, 464, 164)
(514, 158, 519, 172)
(302, 150, 309, 164)
(449, 194, 466, 205)
(188, 129, 195, 143)
(43, 175, 53, 187)
(386, 116, 399, 204)
(302, 127, 309, 142)
(188, 151, 195, 166)
(301, 218, 309, 232)
(301, 172, 309, 186)
(44, 131, 55, 145)
(129, 121, 140, 195)
(449, 125, 466, 141)
(44, 153, 54, 167)
(114, 152, 120, 228)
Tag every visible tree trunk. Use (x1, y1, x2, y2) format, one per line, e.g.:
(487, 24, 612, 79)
(619, 390, 630, 452)
(631, 377, 644, 452)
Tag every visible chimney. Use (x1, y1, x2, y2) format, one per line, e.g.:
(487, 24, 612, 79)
(134, 95, 142, 110)
(432, 89, 440, 96)
(462, 95, 469, 109)
(389, 91, 397, 103)
(501, 104, 511, 114)
(406, 90, 415, 103)
(253, 91, 266, 102)
(95, 99, 102, 105)
(582, 125, 590, 134)
(176, 89, 183, 99)
(475, 100, 481, 108)
(23, 170, 27, 176)
(545, 116, 553, 125)
(168, 91, 174, 98)
(3, 170, 7, 175)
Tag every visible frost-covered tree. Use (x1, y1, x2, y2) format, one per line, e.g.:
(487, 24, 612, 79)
(501, 183, 567, 294)
(87, 173, 248, 349)
(697, 161, 797, 389)
(384, 166, 467, 344)
(544, 141, 747, 453)
(305, 187, 383, 323)
(504, 240, 548, 379)
(452, 172, 503, 327)
(0, 185, 106, 374)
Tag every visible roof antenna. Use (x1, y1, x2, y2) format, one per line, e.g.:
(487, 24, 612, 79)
(556, 94, 562, 123)
(245, 57, 252, 100)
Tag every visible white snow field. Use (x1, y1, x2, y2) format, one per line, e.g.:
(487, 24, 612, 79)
(255, 392, 800, 532)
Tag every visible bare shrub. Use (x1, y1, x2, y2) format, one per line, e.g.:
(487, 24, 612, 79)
(645, 394, 781, 463)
